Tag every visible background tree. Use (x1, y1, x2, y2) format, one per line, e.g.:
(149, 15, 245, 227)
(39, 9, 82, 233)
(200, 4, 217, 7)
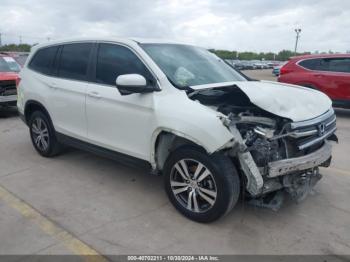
(0, 44, 31, 52)
(210, 48, 311, 61)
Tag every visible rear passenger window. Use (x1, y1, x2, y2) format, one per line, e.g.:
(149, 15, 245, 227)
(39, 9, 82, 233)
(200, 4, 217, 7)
(299, 59, 325, 71)
(29, 46, 59, 75)
(95, 43, 153, 86)
(299, 58, 350, 73)
(327, 58, 350, 73)
(58, 43, 92, 81)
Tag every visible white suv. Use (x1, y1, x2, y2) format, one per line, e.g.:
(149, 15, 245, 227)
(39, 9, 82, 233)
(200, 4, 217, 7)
(17, 38, 337, 222)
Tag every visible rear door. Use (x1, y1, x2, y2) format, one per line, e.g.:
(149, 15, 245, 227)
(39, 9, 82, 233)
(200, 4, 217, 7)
(322, 58, 350, 100)
(297, 58, 327, 91)
(85, 42, 157, 161)
(298, 58, 350, 100)
(48, 42, 93, 139)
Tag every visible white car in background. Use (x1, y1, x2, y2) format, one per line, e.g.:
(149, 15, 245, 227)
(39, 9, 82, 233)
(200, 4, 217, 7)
(17, 37, 337, 222)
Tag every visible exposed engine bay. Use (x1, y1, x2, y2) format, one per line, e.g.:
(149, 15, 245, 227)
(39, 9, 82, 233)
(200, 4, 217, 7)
(189, 86, 337, 207)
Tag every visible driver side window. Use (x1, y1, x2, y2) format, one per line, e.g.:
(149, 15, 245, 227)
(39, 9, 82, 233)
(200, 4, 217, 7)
(95, 43, 154, 86)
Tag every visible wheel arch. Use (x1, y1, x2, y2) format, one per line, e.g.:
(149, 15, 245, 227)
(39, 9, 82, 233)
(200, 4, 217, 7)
(24, 100, 53, 127)
(151, 128, 211, 171)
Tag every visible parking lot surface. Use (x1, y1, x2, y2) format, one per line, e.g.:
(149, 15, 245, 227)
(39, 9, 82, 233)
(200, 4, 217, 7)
(0, 70, 349, 257)
(244, 69, 278, 81)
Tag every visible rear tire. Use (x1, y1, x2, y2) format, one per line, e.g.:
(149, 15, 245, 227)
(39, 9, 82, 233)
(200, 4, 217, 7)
(164, 146, 240, 223)
(29, 111, 63, 157)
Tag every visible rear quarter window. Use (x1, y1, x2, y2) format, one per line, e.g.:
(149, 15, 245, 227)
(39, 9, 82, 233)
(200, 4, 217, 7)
(29, 46, 59, 75)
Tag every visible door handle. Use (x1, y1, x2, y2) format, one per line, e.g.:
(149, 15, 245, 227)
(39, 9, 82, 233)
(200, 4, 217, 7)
(88, 91, 101, 99)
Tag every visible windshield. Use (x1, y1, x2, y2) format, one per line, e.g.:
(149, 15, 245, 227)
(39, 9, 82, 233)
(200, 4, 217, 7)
(141, 44, 246, 88)
(14, 55, 28, 67)
(0, 57, 21, 72)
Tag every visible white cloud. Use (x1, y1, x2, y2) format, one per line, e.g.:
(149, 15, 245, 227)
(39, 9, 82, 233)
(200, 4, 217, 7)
(0, 0, 349, 52)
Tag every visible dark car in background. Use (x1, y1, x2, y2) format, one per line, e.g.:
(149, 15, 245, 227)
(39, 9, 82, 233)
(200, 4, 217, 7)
(278, 54, 350, 108)
(234, 61, 256, 70)
(272, 66, 281, 76)
(272, 62, 287, 76)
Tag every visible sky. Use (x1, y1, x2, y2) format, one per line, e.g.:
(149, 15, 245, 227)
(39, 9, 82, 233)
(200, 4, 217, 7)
(0, 0, 349, 53)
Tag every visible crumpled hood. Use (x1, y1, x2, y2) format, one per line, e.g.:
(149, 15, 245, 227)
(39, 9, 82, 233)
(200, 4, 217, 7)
(191, 80, 332, 122)
(235, 81, 332, 121)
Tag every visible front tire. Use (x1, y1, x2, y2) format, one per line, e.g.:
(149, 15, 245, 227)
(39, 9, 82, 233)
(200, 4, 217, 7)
(29, 111, 62, 157)
(164, 146, 240, 223)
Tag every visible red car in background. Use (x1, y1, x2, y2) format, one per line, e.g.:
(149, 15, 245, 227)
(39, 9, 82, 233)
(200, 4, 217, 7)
(0, 51, 29, 67)
(0, 54, 21, 107)
(278, 54, 350, 108)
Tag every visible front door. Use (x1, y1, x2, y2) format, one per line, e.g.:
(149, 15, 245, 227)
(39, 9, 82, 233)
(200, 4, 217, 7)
(86, 43, 158, 161)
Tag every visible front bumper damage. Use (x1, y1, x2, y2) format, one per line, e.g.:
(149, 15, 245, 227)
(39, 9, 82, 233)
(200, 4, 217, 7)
(228, 123, 334, 206)
(268, 142, 332, 178)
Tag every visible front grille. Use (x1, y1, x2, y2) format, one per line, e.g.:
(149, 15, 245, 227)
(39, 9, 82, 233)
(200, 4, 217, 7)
(0, 80, 17, 96)
(288, 109, 336, 150)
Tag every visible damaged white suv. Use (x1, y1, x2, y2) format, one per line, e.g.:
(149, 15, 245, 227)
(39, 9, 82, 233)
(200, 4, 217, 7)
(17, 38, 337, 222)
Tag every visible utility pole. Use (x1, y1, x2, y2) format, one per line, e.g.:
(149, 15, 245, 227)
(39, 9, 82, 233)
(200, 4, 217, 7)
(0, 32, 2, 47)
(294, 28, 301, 55)
(19, 35, 22, 45)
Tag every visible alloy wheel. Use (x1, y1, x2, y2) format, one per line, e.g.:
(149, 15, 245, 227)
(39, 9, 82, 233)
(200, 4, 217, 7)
(31, 117, 50, 152)
(170, 159, 217, 213)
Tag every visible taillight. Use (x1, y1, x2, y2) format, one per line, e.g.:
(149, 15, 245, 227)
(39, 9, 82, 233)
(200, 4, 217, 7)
(279, 66, 290, 75)
(16, 77, 21, 88)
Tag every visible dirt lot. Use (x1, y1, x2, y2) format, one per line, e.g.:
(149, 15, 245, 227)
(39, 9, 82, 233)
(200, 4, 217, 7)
(0, 70, 349, 258)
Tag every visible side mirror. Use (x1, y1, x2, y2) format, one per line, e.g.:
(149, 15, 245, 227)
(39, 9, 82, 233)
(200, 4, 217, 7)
(116, 74, 156, 95)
